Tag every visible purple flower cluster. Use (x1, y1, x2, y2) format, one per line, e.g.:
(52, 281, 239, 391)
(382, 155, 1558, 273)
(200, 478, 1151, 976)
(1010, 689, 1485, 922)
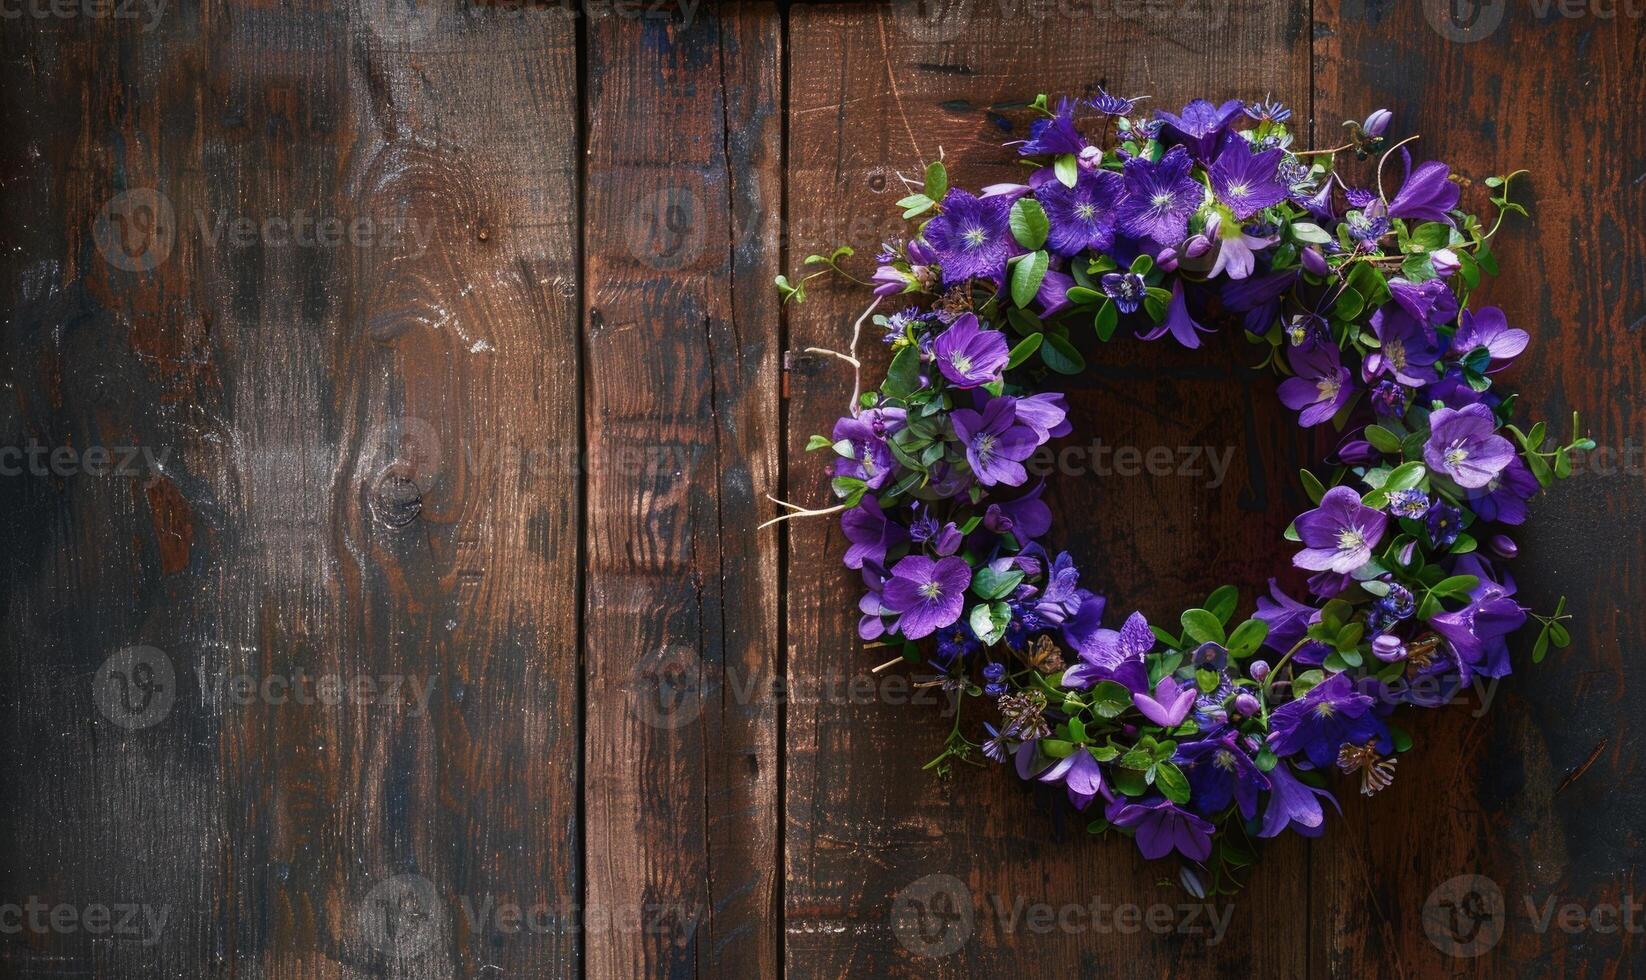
(791, 94, 1582, 887)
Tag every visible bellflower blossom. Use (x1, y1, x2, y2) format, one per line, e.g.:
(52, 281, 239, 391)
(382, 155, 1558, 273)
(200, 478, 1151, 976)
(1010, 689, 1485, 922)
(1293, 486, 1387, 574)
(1278, 340, 1353, 427)
(1153, 98, 1244, 162)
(951, 396, 1039, 487)
(883, 555, 971, 639)
(1036, 169, 1121, 255)
(933, 313, 1010, 388)
(1424, 403, 1515, 489)
(923, 189, 1015, 284)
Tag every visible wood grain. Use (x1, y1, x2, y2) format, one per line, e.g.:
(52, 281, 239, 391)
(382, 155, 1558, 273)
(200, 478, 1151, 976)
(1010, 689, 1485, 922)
(582, 4, 783, 978)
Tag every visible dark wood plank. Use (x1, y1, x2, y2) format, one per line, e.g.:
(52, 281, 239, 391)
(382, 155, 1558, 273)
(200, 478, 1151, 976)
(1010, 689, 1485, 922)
(784, 3, 1312, 975)
(1313, 3, 1646, 975)
(0, 3, 581, 976)
(582, 4, 783, 977)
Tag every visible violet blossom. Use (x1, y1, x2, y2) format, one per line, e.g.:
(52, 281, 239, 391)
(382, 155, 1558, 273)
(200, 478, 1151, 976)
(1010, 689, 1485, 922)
(1424, 403, 1515, 489)
(1293, 486, 1387, 574)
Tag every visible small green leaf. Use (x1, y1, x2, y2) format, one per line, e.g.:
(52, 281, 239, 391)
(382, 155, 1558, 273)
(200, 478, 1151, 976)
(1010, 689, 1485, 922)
(1154, 762, 1191, 804)
(1054, 153, 1079, 187)
(1010, 198, 1050, 250)
(1006, 332, 1043, 369)
(1010, 250, 1050, 308)
(1205, 585, 1239, 625)
(1226, 619, 1269, 659)
(1040, 332, 1085, 374)
(1365, 425, 1403, 454)
(924, 159, 948, 202)
(1299, 468, 1327, 505)
(1181, 608, 1226, 646)
(1094, 299, 1119, 341)
(882, 344, 922, 398)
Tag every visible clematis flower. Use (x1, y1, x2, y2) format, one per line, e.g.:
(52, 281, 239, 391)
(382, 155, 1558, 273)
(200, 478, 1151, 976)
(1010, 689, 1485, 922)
(1267, 672, 1389, 769)
(1293, 486, 1386, 574)
(1450, 306, 1529, 371)
(1386, 159, 1461, 224)
(1108, 796, 1215, 861)
(841, 497, 907, 570)
(1177, 732, 1270, 819)
(832, 415, 895, 490)
(951, 396, 1038, 487)
(1466, 455, 1538, 524)
(922, 189, 1016, 284)
(1036, 169, 1122, 256)
(1089, 87, 1141, 116)
(1153, 98, 1245, 162)
(883, 554, 971, 639)
(1256, 759, 1338, 838)
(1038, 747, 1108, 810)
(1064, 609, 1154, 689)
(933, 313, 1010, 388)
(1115, 146, 1203, 245)
(1278, 340, 1353, 427)
(1210, 138, 1287, 219)
(1133, 674, 1195, 728)
(1018, 96, 1087, 156)
(1387, 276, 1458, 340)
(1364, 306, 1441, 387)
(1424, 403, 1515, 489)
(1429, 556, 1526, 680)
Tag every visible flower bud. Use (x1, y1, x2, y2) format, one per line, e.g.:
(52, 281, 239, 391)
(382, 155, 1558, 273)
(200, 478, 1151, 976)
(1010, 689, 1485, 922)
(1232, 691, 1260, 717)
(1202, 212, 1223, 239)
(1078, 144, 1104, 171)
(934, 522, 963, 556)
(1156, 247, 1179, 273)
(1249, 660, 1270, 681)
(1372, 634, 1407, 663)
(1362, 108, 1392, 138)
(1184, 234, 1212, 258)
(1489, 534, 1519, 560)
(1431, 247, 1461, 277)
(1301, 246, 1329, 276)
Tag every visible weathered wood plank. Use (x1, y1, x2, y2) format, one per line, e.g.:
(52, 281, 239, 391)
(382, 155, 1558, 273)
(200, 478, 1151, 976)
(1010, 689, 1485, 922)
(1313, 3, 1646, 975)
(784, 2, 1312, 975)
(0, 3, 581, 976)
(582, 4, 783, 978)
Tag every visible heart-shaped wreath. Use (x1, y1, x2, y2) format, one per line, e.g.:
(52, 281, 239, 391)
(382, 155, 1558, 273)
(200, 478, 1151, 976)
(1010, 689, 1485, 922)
(772, 94, 1588, 894)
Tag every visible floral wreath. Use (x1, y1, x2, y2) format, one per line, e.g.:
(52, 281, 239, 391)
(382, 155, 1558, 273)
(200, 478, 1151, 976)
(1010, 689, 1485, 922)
(771, 93, 1590, 894)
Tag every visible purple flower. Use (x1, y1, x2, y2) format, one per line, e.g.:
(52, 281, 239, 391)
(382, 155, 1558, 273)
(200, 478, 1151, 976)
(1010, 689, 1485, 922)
(1019, 97, 1087, 156)
(841, 497, 908, 570)
(1244, 98, 1292, 123)
(1426, 501, 1464, 547)
(1137, 280, 1213, 349)
(1388, 277, 1458, 340)
(1059, 592, 1108, 663)
(1210, 139, 1287, 219)
(923, 189, 1016, 284)
(1035, 267, 1076, 317)
(1424, 403, 1515, 489)
(858, 563, 897, 640)
(1277, 340, 1353, 427)
(1089, 88, 1141, 116)
(933, 313, 1010, 388)
(1153, 98, 1244, 162)
(883, 554, 971, 639)
(1063, 609, 1152, 689)
(1038, 747, 1107, 810)
(1430, 556, 1526, 680)
(951, 396, 1039, 487)
(1177, 732, 1270, 819)
(1206, 219, 1278, 280)
(985, 482, 1053, 539)
(1344, 208, 1390, 244)
(1365, 306, 1441, 387)
(1253, 579, 1330, 663)
(1362, 109, 1393, 138)
(1267, 673, 1388, 769)
(1387, 488, 1430, 519)
(1115, 146, 1203, 245)
(1036, 170, 1121, 256)
(1387, 160, 1461, 224)
(1032, 551, 1085, 626)
(1293, 486, 1387, 574)
(1013, 392, 1072, 443)
(1451, 306, 1529, 371)
(1256, 760, 1337, 839)
(1109, 796, 1215, 861)
(1133, 674, 1195, 728)
(1370, 380, 1408, 417)
(1466, 455, 1538, 525)
(1101, 271, 1146, 313)
(832, 416, 895, 490)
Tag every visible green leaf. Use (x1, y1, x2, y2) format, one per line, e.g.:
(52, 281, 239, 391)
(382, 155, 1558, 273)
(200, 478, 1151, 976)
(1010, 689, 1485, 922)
(898, 194, 935, 219)
(1094, 299, 1119, 342)
(1040, 333, 1085, 374)
(1006, 332, 1043, 369)
(1054, 153, 1079, 188)
(882, 344, 922, 399)
(969, 601, 1012, 646)
(1205, 585, 1239, 625)
(970, 566, 1025, 600)
(1010, 198, 1050, 250)
(1181, 608, 1226, 646)
(1431, 574, 1480, 599)
(1299, 468, 1327, 505)
(924, 159, 948, 203)
(1090, 681, 1133, 719)
(804, 434, 833, 452)
(1384, 461, 1427, 492)
(1226, 619, 1269, 659)
(1532, 625, 1551, 663)
(1010, 250, 1050, 308)
(1365, 425, 1403, 454)
(1154, 762, 1191, 805)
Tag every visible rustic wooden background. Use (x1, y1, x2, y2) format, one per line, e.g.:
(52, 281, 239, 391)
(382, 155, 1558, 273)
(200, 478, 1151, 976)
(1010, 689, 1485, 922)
(2, 0, 1641, 976)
